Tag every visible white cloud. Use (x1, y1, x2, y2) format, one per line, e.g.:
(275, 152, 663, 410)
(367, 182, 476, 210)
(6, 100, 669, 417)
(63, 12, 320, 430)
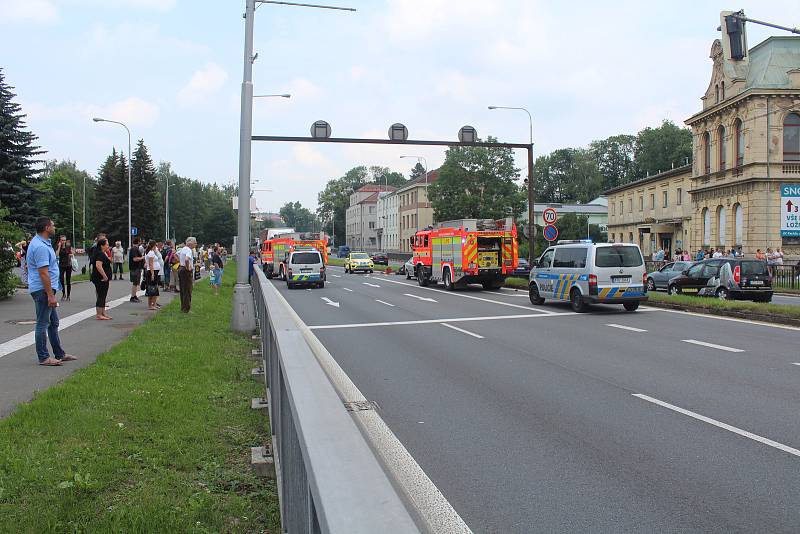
(1, 0, 59, 25)
(282, 77, 323, 100)
(178, 63, 229, 106)
(91, 97, 160, 128)
(64, 0, 176, 11)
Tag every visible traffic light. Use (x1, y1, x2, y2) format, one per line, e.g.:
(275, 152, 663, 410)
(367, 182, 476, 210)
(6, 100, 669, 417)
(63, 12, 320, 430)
(724, 13, 746, 60)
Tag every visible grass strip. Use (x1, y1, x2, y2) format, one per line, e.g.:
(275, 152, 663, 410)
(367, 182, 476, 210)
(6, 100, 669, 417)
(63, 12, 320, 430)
(646, 290, 800, 321)
(504, 277, 528, 289)
(0, 270, 280, 533)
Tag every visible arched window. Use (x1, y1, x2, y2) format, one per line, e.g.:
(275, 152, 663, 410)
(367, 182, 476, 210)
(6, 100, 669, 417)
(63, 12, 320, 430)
(734, 203, 743, 245)
(734, 119, 744, 167)
(715, 85, 719, 103)
(702, 208, 711, 245)
(784, 112, 800, 162)
(718, 206, 727, 247)
(718, 125, 726, 171)
(703, 132, 711, 174)
(721, 81, 725, 100)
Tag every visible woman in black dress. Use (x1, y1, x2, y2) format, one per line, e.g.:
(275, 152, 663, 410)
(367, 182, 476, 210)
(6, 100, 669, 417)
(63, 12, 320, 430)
(91, 238, 112, 320)
(56, 236, 73, 301)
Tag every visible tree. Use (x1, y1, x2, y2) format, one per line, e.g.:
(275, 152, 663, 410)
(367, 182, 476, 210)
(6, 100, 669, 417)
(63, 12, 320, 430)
(532, 213, 605, 254)
(633, 120, 692, 178)
(589, 134, 636, 190)
(130, 140, 160, 241)
(369, 165, 406, 188)
(0, 201, 24, 298)
(280, 201, 318, 232)
(428, 137, 525, 221)
(38, 160, 93, 244)
(410, 162, 426, 180)
(534, 148, 603, 204)
(0, 69, 44, 233)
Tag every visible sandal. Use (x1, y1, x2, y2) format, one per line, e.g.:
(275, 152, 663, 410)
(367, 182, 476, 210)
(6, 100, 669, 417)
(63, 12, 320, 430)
(39, 358, 62, 366)
(96, 316, 112, 320)
(59, 355, 78, 362)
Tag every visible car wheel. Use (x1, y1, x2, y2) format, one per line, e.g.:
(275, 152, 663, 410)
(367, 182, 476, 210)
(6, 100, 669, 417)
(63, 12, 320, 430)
(715, 287, 729, 300)
(318, 281, 325, 288)
(668, 284, 681, 296)
(287, 281, 294, 289)
(443, 269, 454, 291)
(623, 301, 640, 312)
(369, 269, 373, 273)
(529, 284, 545, 305)
(570, 288, 587, 313)
(646, 278, 656, 291)
(418, 267, 429, 287)
(759, 295, 773, 303)
(406, 270, 412, 280)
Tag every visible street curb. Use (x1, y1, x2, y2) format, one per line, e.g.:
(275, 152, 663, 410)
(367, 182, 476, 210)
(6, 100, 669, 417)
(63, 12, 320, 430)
(644, 299, 800, 327)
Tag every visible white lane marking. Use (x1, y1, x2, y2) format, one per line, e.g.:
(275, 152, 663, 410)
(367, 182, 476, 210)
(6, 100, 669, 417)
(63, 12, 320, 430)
(375, 299, 395, 307)
(363, 282, 381, 288)
(441, 323, 484, 339)
(332, 274, 341, 278)
(682, 339, 744, 353)
(320, 297, 340, 308)
(309, 311, 574, 330)
(0, 291, 144, 359)
(306, 288, 312, 291)
(404, 293, 437, 303)
(791, 363, 800, 366)
(633, 393, 800, 458)
(342, 287, 353, 292)
(654, 306, 800, 331)
(605, 323, 648, 333)
(380, 276, 554, 314)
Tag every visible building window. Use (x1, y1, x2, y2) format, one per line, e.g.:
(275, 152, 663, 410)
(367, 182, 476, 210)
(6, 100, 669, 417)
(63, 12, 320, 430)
(662, 191, 668, 208)
(718, 206, 726, 246)
(610, 233, 615, 242)
(703, 132, 711, 174)
(734, 118, 744, 167)
(368, 221, 374, 229)
(715, 84, 719, 103)
(639, 196, 643, 211)
(734, 203, 743, 245)
(628, 232, 633, 243)
(649, 193, 655, 209)
(703, 208, 711, 245)
(619, 201, 623, 214)
(611, 202, 615, 215)
(784, 112, 800, 162)
(627, 198, 632, 212)
(721, 81, 725, 100)
(677, 188, 682, 205)
(718, 125, 726, 171)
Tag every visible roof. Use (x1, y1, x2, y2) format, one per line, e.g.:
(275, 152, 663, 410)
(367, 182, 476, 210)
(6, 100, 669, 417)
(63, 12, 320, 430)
(357, 192, 380, 203)
(356, 184, 397, 193)
(745, 36, 800, 89)
(603, 164, 693, 195)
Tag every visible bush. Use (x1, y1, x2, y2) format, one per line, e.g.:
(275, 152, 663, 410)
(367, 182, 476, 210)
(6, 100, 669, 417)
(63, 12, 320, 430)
(0, 207, 24, 299)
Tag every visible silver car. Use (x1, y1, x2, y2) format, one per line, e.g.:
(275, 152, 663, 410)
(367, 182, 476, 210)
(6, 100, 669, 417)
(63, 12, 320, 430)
(646, 261, 694, 291)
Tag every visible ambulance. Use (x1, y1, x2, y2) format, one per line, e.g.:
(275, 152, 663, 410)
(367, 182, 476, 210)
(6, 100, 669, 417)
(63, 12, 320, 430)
(411, 218, 518, 290)
(261, 231, 329, 280)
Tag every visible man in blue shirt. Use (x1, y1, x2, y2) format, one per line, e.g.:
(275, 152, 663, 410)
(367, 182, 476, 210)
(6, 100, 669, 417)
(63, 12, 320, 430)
(27, 217, 76, 366)
(248, 249, 257, 279)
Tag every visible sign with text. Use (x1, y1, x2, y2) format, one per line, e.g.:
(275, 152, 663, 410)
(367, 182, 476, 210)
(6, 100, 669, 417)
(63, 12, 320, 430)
(542, 207, 558, 225)
(781, 184, 800, 237)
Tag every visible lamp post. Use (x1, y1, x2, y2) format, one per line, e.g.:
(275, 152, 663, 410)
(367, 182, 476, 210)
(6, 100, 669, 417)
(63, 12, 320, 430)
(93, 117, 132, 252)
(400, 155, 428, 252)
(488, 105, 534, 262)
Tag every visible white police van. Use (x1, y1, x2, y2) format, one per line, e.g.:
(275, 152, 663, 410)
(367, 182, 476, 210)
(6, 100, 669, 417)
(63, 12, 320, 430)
(286, 248, 325, 289)
(528, 240, 647, 312)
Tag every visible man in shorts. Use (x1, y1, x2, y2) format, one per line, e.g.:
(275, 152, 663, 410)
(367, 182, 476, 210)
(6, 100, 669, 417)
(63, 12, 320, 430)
(129, 237, 144, 303)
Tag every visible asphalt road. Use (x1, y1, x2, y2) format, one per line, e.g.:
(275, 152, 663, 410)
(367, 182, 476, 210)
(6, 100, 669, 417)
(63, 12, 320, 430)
(272, 265, 800, 533)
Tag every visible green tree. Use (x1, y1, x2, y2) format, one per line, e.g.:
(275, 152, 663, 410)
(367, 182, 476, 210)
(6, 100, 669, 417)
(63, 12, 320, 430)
(38, 160, 93, 244)
(427, 137, 525, 221)
(0, 69, 44, 232)
(409, 162, 426, 180)
(589, 134, 636, 190)
(0, 202, 24, 298)
(280, 201, 318, 232)
(633, 120, 692, 178)
(369, 165, 406, 188)
(532, 213, 605, 254)
(130, 140, 160, 241)
(534, 148, 603, 204)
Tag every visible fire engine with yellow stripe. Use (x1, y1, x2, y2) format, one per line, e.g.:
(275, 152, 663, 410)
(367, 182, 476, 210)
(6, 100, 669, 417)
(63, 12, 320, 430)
(411, 218, 518, 290)
(260, 231, 329, 280)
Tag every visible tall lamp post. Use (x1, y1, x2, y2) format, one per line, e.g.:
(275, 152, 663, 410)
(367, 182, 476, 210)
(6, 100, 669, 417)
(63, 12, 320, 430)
(488, 105, 535, 262)
(93, 117, 132, 252)
(400, 155, 427, 252)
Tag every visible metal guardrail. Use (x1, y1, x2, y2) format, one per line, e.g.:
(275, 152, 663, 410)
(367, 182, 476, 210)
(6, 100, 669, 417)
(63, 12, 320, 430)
(251, 268, 421, 533)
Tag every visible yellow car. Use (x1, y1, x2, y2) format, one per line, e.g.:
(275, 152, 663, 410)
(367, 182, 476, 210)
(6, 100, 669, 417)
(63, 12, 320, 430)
(344, 252, 374, 274)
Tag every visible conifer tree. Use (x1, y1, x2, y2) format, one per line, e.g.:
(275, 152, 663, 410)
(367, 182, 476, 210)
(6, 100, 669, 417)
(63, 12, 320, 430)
(130, 139, 160, 240)
(0, 69, 45, 232)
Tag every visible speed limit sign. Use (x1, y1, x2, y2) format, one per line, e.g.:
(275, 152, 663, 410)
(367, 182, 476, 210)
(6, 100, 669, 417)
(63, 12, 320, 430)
(542, 207, 558, 225)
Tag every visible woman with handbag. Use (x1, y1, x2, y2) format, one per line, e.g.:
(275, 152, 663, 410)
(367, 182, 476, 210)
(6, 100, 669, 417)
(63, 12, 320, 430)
(91, 238, 112, 320)
(56, 236, 74, 301)
(144, 240, 161, 311)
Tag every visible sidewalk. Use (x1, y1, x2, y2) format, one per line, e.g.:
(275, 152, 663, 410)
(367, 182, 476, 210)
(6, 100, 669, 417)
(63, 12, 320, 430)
(0, 277, 179, 418)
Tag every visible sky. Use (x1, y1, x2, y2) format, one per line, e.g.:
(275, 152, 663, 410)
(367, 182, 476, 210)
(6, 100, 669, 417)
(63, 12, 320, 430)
(1, 0, 798, 214)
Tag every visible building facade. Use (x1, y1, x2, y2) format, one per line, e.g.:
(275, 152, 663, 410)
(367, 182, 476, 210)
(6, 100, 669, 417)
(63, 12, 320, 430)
(376, 190, 399, 252)
(345, 184, 396, 251)
(607, 18, 800, 259)
(398, 171, 439, 253)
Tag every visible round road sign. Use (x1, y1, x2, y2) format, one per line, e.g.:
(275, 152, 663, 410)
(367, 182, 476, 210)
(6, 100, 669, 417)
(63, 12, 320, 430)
(543, 224, 559, 242)
(542, 207, 558, 225)
(310, 120, 332, 138)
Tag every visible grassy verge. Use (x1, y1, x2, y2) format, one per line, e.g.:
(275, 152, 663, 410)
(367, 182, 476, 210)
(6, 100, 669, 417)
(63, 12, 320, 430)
(646, 290, 800, 320)
(504, 277, 528, 289)
(0, 270, 280, 532)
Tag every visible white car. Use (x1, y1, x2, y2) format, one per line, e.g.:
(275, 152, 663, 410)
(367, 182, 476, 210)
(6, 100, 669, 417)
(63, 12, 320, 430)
(404, 257, 415, 280)
(286, 249, 325, 289)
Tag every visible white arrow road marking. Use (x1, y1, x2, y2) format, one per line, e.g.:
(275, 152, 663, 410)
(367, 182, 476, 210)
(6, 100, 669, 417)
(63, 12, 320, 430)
(633, 394, 800, 458)
(320, 297, 340, 308)
(363, 282, 381, 288)
(343, 287, 353, 292)
(682, 339, 743, 353)
(404, 293, 437, 303)
(375, 299, 395, 307)
(606, 323, 647, 333)
(441, 323, 484, 339)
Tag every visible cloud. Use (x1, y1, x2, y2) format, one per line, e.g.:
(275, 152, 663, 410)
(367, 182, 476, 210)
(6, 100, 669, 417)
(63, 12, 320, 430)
(282, 77, 323, 100)
(178, 63, 229, 106)
(95, 97, 160, 128)
(22, 96, 159, 128)
(1, 0, 59, 25)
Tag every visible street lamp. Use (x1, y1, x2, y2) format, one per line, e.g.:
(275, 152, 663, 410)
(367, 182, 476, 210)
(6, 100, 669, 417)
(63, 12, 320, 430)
(93, 117, 132, 252)
(488, 105, 535, 262)
(400, 155, 428, 252)
(253, 93, 291, 98)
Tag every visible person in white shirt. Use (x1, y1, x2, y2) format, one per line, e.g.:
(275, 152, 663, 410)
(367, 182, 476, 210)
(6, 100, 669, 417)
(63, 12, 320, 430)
(112, 241, 125, 280)
(144, 240, 161, 311)
(712, 249, 723, 258)
(178, 237, 197, 313)
(154, 241, 165, 285)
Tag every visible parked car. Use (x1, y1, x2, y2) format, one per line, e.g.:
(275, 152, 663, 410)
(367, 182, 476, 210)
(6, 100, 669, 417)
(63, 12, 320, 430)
(667, 258, 772, 302)
(402, 257, 415, 279)
(512, 258, 531, 278)
(337, 245, 351, 258)
(646, 261, 694, 291)
(370, 252, 389, 265)
(344, 252, 374, 273)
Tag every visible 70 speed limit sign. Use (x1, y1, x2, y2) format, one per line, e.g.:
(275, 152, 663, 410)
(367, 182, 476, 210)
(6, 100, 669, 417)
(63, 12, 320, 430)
(542, 207, 558, 225)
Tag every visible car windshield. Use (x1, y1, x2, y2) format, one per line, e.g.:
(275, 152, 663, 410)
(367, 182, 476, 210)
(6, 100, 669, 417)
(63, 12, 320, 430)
(291, 252, 321, 264)
(351, 253, 369, 259)
(595, 246, 643, 267)
(740, 260, 768, 275)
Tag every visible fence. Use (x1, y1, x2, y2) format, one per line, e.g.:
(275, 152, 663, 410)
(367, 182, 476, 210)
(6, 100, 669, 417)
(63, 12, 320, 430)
(251, 268, 420, 533)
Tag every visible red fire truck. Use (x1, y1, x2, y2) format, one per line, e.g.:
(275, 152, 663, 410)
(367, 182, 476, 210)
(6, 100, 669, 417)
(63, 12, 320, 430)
(411, 218, 518, 290)
(260, 231, 329, 279)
